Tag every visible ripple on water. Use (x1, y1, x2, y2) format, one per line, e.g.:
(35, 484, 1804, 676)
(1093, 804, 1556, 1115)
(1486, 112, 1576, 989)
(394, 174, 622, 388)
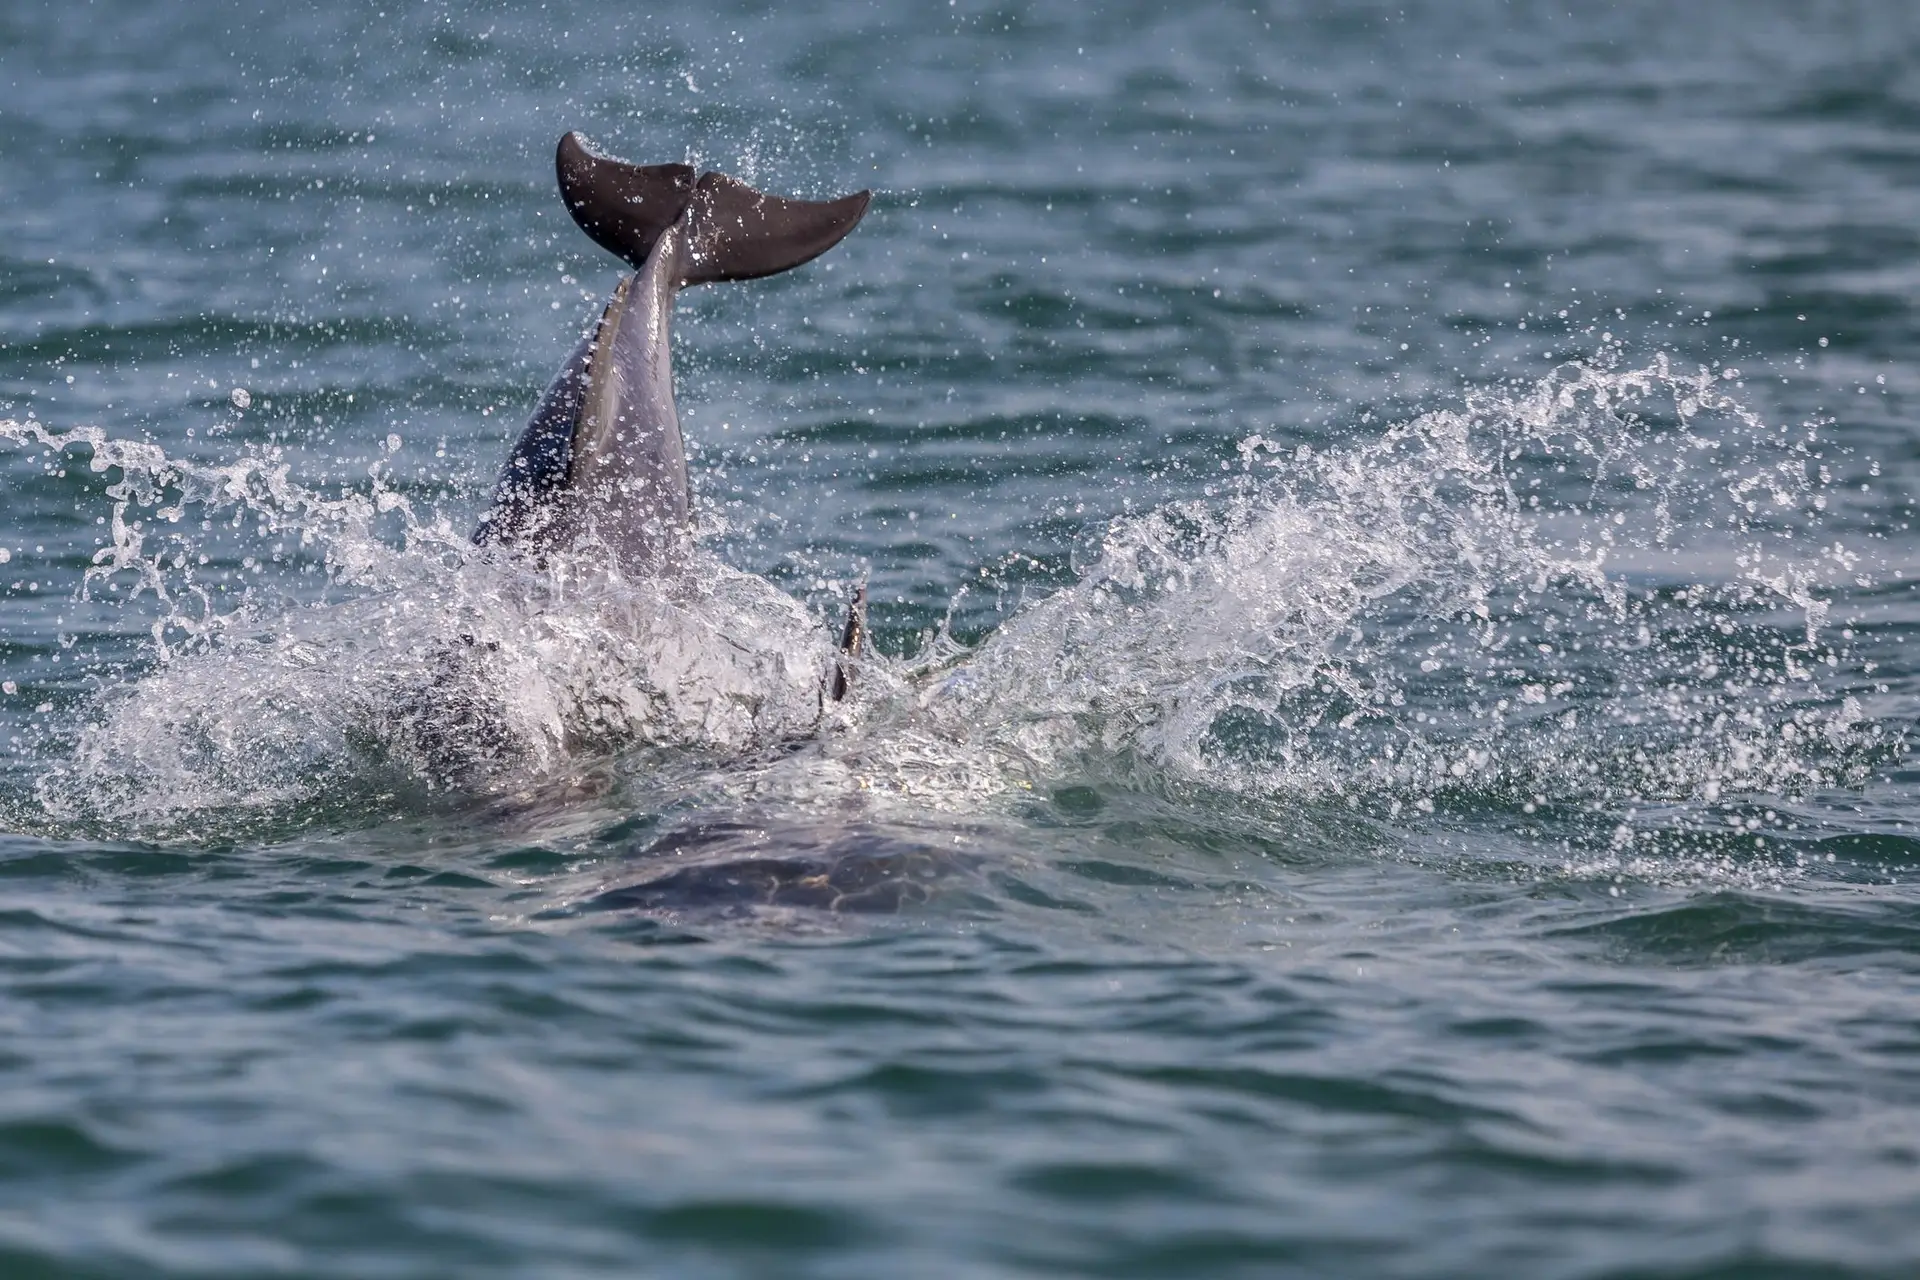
(1546, 891, 1920, 968)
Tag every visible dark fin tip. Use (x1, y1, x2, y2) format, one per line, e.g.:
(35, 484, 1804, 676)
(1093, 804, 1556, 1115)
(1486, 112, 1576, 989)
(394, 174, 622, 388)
(829, 582, 868, 703)
(555, 132, 695, 270)
(681, 172, 872, 286)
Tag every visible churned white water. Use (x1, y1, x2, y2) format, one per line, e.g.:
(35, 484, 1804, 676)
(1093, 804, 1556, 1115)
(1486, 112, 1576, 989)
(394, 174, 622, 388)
(5, 357, 1893, 874)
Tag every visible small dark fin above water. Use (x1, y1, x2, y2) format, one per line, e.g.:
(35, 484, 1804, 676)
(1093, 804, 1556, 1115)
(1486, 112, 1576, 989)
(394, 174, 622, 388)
(830, 581, 867, 703)
(555, 132, 695, 270)
(556, 131, 871, 283)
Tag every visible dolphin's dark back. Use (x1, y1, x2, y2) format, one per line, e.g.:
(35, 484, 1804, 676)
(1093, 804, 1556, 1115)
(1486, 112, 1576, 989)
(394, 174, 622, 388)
(474, 134, 871, 573)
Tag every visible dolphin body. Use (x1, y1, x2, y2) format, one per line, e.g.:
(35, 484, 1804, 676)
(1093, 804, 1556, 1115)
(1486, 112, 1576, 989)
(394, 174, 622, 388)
(448, 138, 966, 910)
(474, 133, 870, 576)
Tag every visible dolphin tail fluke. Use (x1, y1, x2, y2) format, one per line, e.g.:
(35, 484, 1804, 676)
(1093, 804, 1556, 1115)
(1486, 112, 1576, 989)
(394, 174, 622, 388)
(680, 172, 871, 286)
(556, 131, 871, 283)
(556, 132, 696, 270)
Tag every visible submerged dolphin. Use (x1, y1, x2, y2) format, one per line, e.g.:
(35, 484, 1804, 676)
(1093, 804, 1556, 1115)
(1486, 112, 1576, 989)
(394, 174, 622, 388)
(474, 132, 870, 575)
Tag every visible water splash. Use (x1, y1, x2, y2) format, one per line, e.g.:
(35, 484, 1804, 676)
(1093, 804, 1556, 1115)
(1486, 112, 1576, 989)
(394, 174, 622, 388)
(0, 356, 1902, 860)
(0, 417, 836, 837)
(880, 357, 1896, 828)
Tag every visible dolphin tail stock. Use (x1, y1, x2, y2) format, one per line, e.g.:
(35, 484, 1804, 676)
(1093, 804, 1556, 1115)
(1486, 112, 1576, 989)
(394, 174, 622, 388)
(475, 134, 871, 572)
(555, 131, 872, 286)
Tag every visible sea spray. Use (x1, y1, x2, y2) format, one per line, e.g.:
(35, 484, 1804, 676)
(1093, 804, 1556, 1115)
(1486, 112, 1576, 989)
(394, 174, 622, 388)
(0, 417, 835, 836)
(0, 356, 1899, 866)
(889, 357, 1894, 829)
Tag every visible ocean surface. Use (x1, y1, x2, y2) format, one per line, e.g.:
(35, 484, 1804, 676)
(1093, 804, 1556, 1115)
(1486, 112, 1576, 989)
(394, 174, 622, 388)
(3, 1, 1919, 1275)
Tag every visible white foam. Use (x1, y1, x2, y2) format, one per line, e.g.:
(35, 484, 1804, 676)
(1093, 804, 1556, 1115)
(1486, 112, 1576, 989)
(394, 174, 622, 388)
(1, 355, 1898, 849)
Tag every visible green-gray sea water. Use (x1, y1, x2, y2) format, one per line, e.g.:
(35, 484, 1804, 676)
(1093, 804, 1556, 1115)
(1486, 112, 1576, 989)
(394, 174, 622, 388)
(3, 2, 1919, 1276)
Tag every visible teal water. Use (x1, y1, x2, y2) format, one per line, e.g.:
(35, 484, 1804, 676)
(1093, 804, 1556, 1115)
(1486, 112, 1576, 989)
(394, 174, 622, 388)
(4, 2, 1920, 1276)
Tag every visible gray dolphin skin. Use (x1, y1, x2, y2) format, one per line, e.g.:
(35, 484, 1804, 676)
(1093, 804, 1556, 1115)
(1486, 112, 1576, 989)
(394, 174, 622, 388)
(473, 132, 871, 575)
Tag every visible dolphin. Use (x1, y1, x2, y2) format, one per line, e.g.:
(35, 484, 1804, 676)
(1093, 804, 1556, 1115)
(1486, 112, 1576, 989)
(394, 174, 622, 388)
(474, 132, 870, 575)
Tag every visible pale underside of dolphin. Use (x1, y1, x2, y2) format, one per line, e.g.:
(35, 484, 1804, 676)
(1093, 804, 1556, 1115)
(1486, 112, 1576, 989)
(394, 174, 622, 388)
(473, 132, 871, 576)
